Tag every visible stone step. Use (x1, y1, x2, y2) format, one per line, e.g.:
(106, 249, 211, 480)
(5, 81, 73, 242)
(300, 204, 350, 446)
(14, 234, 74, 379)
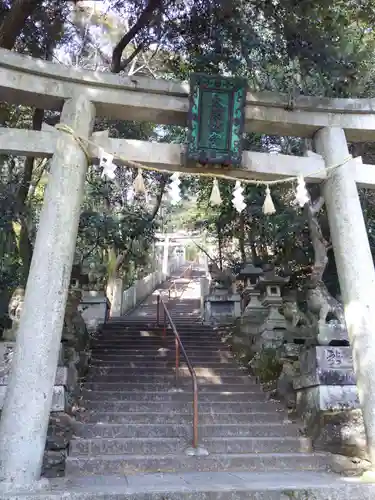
(73, 422, 300, 439)
(94, 335, 222, 341)
(91, 346, 231, 353)
(83, 382, 259, 392)
(76, 411, 286, 425)
(3, 471, 374, 500)
(65, 452, 330, 476)
(85, 374, 256, 385)
(87, 364, 242, 373)
(81, 390, 268, 402)
(88, 363, 239, 373)
(92, 345, 224, 351)
(98, 330, 217, 336)
(93, 336, 227, 342)
(69, 436, 311, 456)
(89, 354, 235, 363)
(83, 400, 282, 413)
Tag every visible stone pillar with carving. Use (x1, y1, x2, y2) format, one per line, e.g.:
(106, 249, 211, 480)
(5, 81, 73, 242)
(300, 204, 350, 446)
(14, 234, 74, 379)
(294, 345, 365, 460)
(0, 96, 95, 485)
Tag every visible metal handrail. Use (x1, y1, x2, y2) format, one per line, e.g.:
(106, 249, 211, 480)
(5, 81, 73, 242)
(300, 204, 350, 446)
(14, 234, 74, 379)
(156, 294, 199, 449)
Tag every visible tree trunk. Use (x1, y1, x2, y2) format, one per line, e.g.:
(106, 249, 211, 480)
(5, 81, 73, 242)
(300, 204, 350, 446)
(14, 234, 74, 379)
(216, 220, 223, 271)
(306, 196, 328, 285)
(0, 0, 42, 49)
(16, 108, 44, 279)
(239, 213, 246, 263)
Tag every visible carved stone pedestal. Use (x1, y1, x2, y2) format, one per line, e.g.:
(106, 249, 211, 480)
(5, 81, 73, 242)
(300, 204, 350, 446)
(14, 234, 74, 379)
(204, 289, 242, 324)
(295, 345, 365, 459)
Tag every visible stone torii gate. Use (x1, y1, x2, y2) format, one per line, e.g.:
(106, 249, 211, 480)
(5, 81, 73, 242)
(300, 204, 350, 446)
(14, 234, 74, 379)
(1, 48, 375, 485)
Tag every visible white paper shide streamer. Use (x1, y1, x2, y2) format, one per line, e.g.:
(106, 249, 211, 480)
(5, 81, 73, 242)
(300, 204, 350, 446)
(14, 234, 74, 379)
(232, 181, 246, 213)
(99, 148, 116, 180)
(133, 168, 146, 194)
(262, 185, 276, 215)
(295, 175, 310, 207)
(168, 172, 181, 205)
(210, 179, 222, 206)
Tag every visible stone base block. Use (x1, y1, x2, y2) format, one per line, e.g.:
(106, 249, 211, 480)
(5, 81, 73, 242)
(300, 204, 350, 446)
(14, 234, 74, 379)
(296, 384, 365, 460)
(294, 369, 356, 389)
(311, 409, 367, 460)
(296, 384, 360, 417)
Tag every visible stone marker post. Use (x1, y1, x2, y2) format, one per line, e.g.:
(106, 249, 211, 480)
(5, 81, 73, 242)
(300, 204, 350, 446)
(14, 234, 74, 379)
(314, 126, 375, 467)
(0, 96, 95, 485)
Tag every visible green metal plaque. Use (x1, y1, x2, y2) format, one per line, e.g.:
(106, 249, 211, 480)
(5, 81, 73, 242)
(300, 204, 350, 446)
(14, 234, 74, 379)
(187, 73, 247, 166)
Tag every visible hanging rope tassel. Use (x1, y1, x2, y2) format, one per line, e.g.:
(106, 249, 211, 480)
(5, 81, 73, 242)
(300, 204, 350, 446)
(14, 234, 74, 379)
(295, 175, 310, 207)
(262, 185, 276, 215)
(209, 179, 222, 206)
(133, 168, 146, 194)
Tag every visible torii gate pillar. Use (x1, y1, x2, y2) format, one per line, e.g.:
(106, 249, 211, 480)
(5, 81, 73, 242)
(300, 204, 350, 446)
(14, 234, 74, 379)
(0, 96, 95, 485)
(314, 126, 375, 467)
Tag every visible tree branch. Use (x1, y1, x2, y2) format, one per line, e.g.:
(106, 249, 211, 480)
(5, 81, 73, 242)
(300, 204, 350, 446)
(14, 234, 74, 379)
(111, 0, 162, 73)
(120, 43, 145, 72)
(306, 194, 329, 285)
(17, 108, 44, 207)
(0, 0, 42, 49)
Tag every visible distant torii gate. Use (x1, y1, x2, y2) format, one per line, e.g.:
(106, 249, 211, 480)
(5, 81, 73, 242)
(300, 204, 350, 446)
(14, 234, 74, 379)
(1, 48, 375, 484)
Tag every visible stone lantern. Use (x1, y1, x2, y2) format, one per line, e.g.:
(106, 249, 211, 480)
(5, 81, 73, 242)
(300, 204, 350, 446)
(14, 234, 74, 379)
(237, 263, 263, 289)
(257, 265, 289, 307)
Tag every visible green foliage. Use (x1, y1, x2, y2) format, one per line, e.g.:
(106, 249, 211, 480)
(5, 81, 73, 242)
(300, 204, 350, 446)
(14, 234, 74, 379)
(2, 0, 375, 302)
(249, 348, 283, 384)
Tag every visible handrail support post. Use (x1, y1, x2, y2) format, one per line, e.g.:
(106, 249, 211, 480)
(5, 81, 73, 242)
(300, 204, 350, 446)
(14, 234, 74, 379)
(156, 294, 160, 327)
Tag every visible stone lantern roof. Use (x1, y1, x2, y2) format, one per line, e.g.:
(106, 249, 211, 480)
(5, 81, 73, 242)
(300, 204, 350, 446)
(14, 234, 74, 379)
(256, 265, 290, 292)
(236, 263, 264, 279)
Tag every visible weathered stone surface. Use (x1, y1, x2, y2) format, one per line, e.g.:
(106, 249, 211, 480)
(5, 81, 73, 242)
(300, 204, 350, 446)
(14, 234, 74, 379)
(316, 323, 349, 346)
(42, 450, 66, 478)
(277, 360, 298, 409)
(204, 293, 242, 324)
(79, 294, 108, 331)
(315, 127, 375, 465)
(279, 343, 302, 360)
(312, 409, 367, 460)
(300, 346, 353, 373)
(294, 370, 356, 389)
(296, 346, 356, 388)
(0, 384, 66, 412)
(296, 385, 360, 417)
(0, 366, 69, 386)
(46, 412, 75, 451)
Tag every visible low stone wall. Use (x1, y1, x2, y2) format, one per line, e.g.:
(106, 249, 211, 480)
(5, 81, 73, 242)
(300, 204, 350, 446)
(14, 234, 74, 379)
(110, 257, 183, 317)
(121, 270, 165, 316)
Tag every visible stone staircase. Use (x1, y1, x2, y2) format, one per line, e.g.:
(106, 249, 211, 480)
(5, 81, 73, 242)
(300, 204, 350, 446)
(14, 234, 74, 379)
(2, 271, 375, 498)
(66, 272, 330, 477)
